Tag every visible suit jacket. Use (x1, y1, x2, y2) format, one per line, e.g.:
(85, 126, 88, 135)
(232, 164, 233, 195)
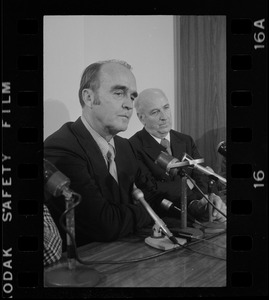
(44, 118, 158, 247)
(129, 128, 215, 211)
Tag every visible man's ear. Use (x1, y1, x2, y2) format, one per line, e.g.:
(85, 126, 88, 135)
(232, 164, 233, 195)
(82, 89, 94, 108)
(137, 112, 146, 125)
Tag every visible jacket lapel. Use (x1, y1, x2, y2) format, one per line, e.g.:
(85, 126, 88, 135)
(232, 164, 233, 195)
(140, 128, 167, 161)
(170, 130, 187, 161)
(70, 118, 120, 201)
(114, 137, 135, 204)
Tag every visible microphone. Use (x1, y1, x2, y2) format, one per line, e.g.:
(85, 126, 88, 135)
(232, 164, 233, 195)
(181, 153, 226, 185)
(132, 185, 178, 245)
(43, 159, 102, 286)
(155, 151, 204, 177)
(154, 151, 180, 177)
(160, 199, 181, 214)
(44, 159, 73, 199)
(217, 141, 226, 158)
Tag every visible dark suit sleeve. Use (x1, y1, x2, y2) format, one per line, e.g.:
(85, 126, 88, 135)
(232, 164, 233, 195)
(132, 145, 181, 203)
(132, 152, 165, 208)
(44, 131, 153, 247)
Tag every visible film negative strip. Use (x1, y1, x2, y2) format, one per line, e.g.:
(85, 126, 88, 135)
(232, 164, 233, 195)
(2, 0, 268, 298)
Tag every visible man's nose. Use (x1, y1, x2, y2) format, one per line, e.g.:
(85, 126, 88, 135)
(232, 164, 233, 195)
(122, 95, 133, 110)
(159, 110, 167, 120)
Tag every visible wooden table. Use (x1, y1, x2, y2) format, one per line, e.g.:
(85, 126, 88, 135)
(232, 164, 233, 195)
(45, 226, 226, 288)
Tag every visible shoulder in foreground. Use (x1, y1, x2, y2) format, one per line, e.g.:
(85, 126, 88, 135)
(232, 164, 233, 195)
(128, 129, 143, 143)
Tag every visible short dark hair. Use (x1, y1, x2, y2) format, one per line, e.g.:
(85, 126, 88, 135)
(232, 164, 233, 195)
(78, 59, 132, 107)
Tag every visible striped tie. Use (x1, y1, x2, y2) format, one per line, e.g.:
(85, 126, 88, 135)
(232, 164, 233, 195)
(107, 143, 118, 183)
(160, 138, 172, 155)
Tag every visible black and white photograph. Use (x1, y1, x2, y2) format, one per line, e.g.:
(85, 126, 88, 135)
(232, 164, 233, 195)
(2, 1, 268, 298)
(43, 15, 227, 288)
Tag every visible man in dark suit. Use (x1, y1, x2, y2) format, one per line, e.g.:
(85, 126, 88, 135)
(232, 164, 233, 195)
(129, 88, 226, 222)
(44, 60, 161, 248)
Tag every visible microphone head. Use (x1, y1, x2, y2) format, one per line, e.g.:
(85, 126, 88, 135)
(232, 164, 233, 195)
(160, 199, 173, 211)
(217, 141, 226, 158)
(132, 186, 144, 201)
(44, 159, 70, 197)
(155, 151, 179, 177)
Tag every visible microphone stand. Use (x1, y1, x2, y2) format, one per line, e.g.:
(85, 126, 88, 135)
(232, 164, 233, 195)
(175, 169, 204, 239)
(44, 192, 101, 287)
(132, 185, 187, 250)
(155, 151, 226, 238)
(144, 223, 187, 251)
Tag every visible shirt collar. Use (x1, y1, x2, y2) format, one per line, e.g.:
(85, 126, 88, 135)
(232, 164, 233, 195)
(148, 131, 171, 144)
(81, 115, 115, 161)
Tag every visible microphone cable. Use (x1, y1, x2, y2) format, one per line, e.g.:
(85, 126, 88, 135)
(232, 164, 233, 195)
(59, 195, 181, 265)
(58, 197, 225, 264)
(176, 232, 226, 261)
(130, 230, 227, 261)
(183, 171, 227, 220)
(187, 234, 226, 249)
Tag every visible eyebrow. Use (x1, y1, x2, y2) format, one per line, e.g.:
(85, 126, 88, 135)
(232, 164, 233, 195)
(110, 85, 138, 98)
(149, 104, 170, 114)
(150, 108, 159, 114)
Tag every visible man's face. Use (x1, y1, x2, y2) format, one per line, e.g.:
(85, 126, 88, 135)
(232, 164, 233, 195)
(90, 63, 138, 137)
(139, 93, 172, 139)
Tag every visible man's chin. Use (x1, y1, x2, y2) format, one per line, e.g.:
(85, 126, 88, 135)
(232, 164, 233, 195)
(121, 121, 129, 131)
(113, 124, 129, 134)
(158, 128, 171, 135)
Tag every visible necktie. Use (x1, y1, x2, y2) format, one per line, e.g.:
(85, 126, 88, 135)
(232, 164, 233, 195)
(160, 138, 172, 155)
(107, 143, 118, 183)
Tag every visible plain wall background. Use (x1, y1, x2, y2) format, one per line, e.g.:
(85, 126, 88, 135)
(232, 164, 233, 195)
(44, 16, 175, 140)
